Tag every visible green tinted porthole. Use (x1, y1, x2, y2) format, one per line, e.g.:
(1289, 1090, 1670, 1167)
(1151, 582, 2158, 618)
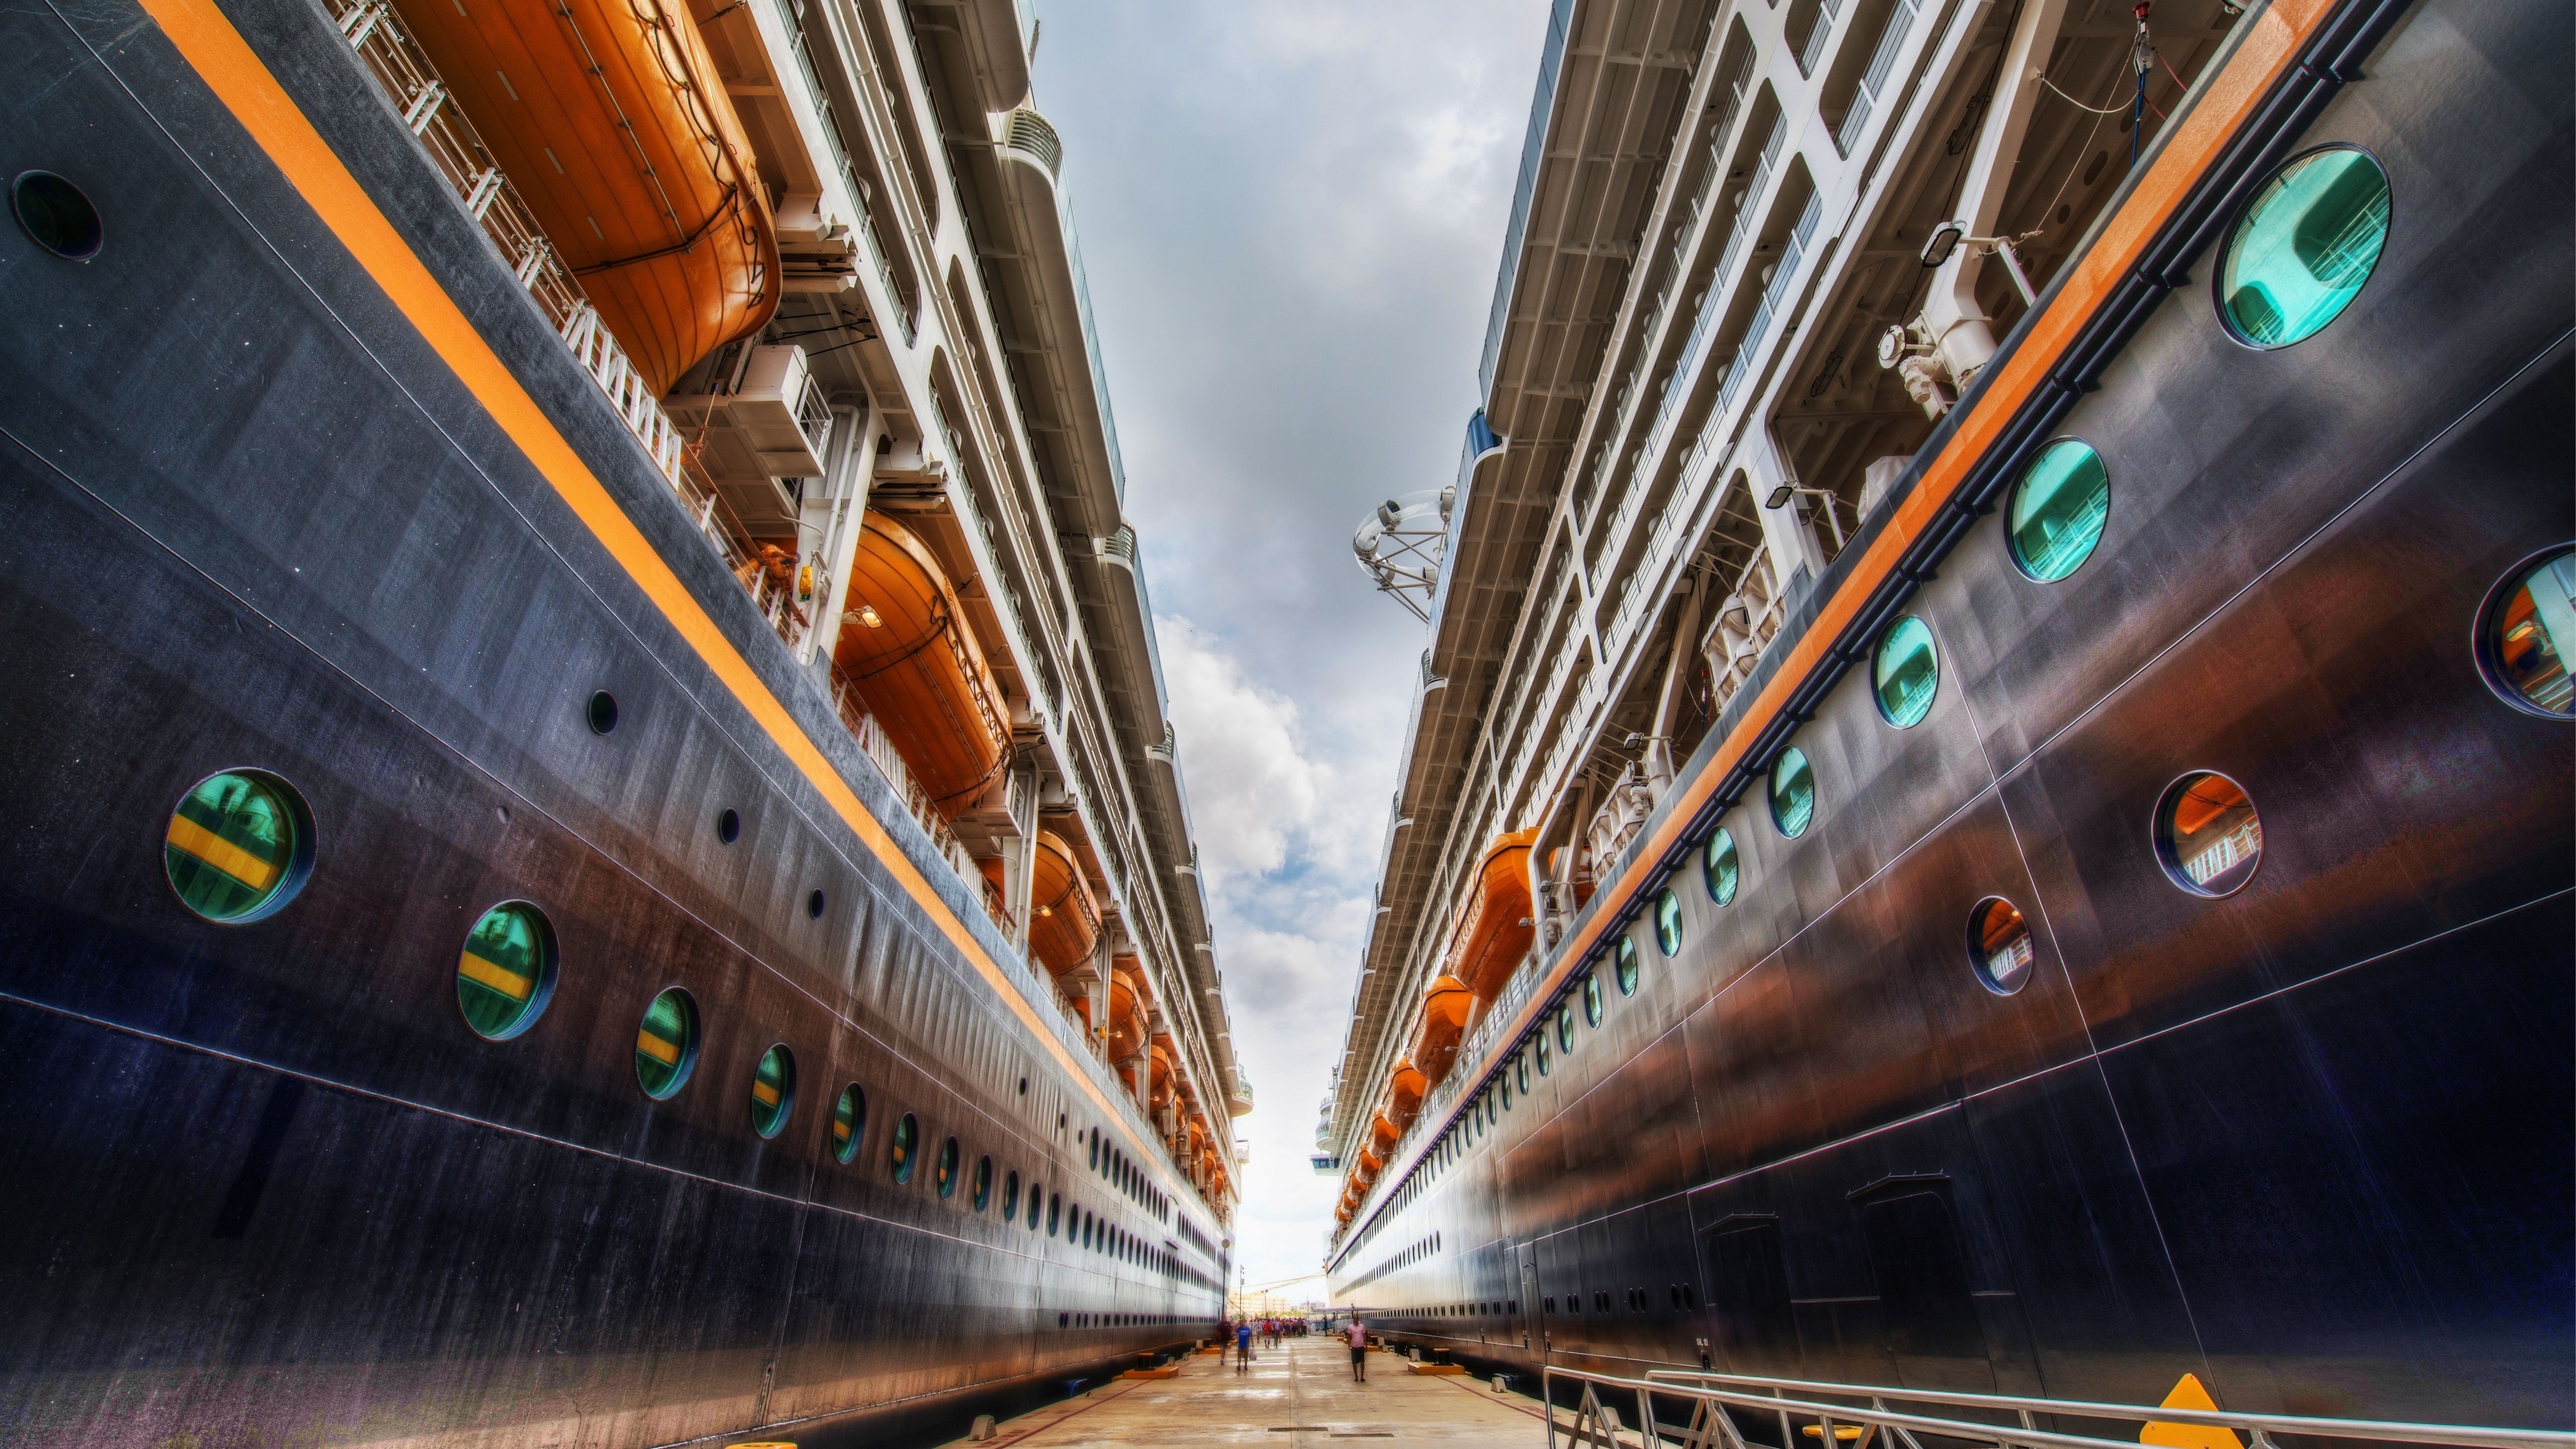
(164, 769, 313, 924)
(455, 901, 556, 1040)
(1650, 892, 1680, 963)
(1703, 828, 1739, 905)
(831, 1083, 866, 1164)
(1582, 971, 1604, 1026)
(1770, 747, 1815, 839)
(2218, 147, 2389, 349)
(1534, 1032, 1550, 1077)
(973, 1156, 993, 1211)
(936, 1136, 960, 1199)
(633, 987, 699, 1099)
(1003, 1169, 1021, 1219)
(1872, 616, 1939, 728)
(2008, 440, 2110, 582)
(1030, 1184, 1044, 1230)
(2479, 549, 2576, 717)
(1556, 1003, 1576, 1053)
(1515, 1051, 1530, 1093)
(1047, 1191, 1061, 1235)
(892, 1112, 919, 1184)
(749, 1044, 796, 1139)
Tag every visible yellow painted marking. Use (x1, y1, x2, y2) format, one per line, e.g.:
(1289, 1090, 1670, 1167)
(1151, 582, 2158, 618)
(458, 949, 534, 1000)
(832, 1120, 851, 1141)
(2142, 1375, 2243, 1449)
(635, 1029, 684, 1066)
(133, 0, 1166, 1169)
(752, 1080, 781, 1106)
(165, 815, 282, 891)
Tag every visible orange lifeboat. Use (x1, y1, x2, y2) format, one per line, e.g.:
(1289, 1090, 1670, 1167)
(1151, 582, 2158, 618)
(1443, 830, 1538, 1000)
(836, 515, 1008, 818)
(1405, 975, 1474, 1090)
(1387, 1057, 1428, 1129)
(394, 0, 778, 393)
(1025, 830, 1101, 973)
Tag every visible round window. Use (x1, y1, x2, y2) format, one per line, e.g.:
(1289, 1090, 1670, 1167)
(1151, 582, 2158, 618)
(749, 1044, 796, 1138)
(633, 987, 699, 1099)
(1582, 972, 1604, 1026)
(2008, 439, 2110, 582)
(1515, 1051, 1530, 1093)
(1047, 1192, 1061, 1235)
(1003, 1169, 1021, 1219)
(831, 1083, 866, 1164)
(164, 769, 313, 924)
(1968, 898, 2035, 995)
(1486, 1091, 1498, 1126)
(1873, 616, 1939, 728)
(2478, 549, 2576, 717)
(936, 1136, 960, 1199)
(1534, 1032, 1550, 1077)
(1650, 891, 1680, 963)
(1703, 827, 1739, 905)
(891, 1113, 919, 1184)
(455, 901, 555, 1040)
(1556, 1003, 1576, 1053)
(1770, 747, 1816, 839)
(1030, 1185, 1044, 1230)
(2218, 147, 2389, 349)
(1499, 1077, 1512, 1111)
(11, 170, 104, 260)
(2155, 772, 2263, 896)
(1088, 1133, 1099, 1171)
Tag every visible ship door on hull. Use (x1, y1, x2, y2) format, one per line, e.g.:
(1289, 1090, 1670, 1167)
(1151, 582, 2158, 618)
(1519, 1248, 1543, 1354)
(1702, 1216, 1800, 1374)
(1851, 1177, 1995, 1393)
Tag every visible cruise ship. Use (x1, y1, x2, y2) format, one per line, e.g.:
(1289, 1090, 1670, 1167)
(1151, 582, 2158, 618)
(1324, 0, 2571, 1428)
(0, 0, 1246, 1442)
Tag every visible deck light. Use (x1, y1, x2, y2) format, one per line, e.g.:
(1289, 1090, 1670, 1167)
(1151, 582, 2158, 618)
(853, 602, 883, 628)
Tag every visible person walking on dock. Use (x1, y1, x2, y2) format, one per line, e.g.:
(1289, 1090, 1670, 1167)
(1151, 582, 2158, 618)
(1346, 1318, 1368, 1383)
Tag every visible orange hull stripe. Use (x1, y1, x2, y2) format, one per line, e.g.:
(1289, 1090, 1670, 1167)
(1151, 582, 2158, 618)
(458, 951, 535, 1001)
(165, 815, 282, 892)
(132, 0, 1151, 1161)
(1405, 0, 2342, 1169)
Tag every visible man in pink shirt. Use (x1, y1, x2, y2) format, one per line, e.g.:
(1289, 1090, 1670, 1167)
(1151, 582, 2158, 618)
(1346, 1318, 1368, 1383)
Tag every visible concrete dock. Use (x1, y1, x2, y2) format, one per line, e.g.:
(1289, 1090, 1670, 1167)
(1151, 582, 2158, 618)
(941, 1337, 1549, 1449)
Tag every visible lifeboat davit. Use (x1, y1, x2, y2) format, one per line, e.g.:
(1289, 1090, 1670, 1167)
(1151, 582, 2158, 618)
(837, 515, 1009, 818)
(394, 0, 779, 393)
(1444, 830, 1538, 1000)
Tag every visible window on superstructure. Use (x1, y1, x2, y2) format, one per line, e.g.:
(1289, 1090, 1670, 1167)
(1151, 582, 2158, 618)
(1770, 747, 1816, 839)
(163, 769, 311, 924)
(455, 902, 556, 1040)
(1872, 616, 1938, 729)
(2218, 148, 2390, 349)
(2155, 773, 2263, 897)
(2481, 550, 2576, 716)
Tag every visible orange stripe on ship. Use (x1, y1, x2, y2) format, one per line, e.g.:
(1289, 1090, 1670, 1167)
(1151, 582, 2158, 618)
(1401, 0, 2345, 1172)
(132, 0, 1159, 1162)
(166, 814, 282, 892)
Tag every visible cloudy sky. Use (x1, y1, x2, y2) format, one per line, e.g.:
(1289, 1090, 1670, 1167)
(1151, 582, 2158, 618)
(1026, 0, 1552, 1293)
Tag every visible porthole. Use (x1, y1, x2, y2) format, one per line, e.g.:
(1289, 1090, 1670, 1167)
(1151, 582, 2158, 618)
(587, 690, 619, 735)
(1534, 1033, 1550, 1077)
(11, 171, 102, 261)
(1027, 1183, 1042, 1230)
(1515, 1051, 1529, 1094)
(2155, 772, 2263, 897)
(935, 1136, 960, 1199)
(456, 901, 556, 1040)
(749, 1044, 796, 1139)
(1703, 827, 1739, 906)
(891, 1113, 919, 1184)
(806, 889, 826, 920)
(1088, 1133, 1099, 1171)
(1486, 1091, 1497, 1126)
(1555, 1003, 1575, 1054)
(2218, 146, 2389, 349)
(1582, 970, 1605, 1026)
(1649, 892, 1680, 964)
(1769, 746, 1815, 839)
(1499, 1077, 1512, 1111)
(633, 987, 700, 1099)
(163, 769, 314, 924)
(1967, 898, 2035, 995)
(2477, 548, 2576, 717)
(1048, 1192, 1061, 1235)
(2006, 439, 2110, 582)
(717, 808, 741, 844)
(831, 1083, 866, 1164)
(1872, 616, 1939, 728)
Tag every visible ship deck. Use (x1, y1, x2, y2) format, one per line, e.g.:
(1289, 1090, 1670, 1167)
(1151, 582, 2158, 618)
(938, 1336, 1550, 1449)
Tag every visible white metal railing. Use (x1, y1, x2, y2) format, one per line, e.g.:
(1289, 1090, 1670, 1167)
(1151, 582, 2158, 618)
(1832, 0, 1923, 156)
(1655, 113, 1785, 451)
(1792, 0, 1847, 76)
(1537, 1364, 2576, 1449)
(1715, 191, 1825, 413)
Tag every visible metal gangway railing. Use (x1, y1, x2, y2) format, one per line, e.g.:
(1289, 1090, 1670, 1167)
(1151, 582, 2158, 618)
(1538, 1363, 2575, 1449)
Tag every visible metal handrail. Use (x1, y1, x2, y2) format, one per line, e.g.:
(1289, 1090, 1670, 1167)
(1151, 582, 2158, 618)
(1538, 1362, 2575, 1449)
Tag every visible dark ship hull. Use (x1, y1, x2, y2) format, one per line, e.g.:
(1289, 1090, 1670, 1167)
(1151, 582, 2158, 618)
(0, 0, 1226, 1444)
(1333, 0, 2572, 1427)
